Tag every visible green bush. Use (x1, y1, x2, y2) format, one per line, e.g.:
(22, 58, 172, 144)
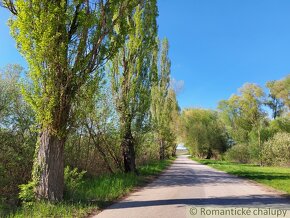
(64, 166, 86, 199)
(18, 181, 35, 205)
(224, 144, 251, 163)
(262, 132, 290, 166)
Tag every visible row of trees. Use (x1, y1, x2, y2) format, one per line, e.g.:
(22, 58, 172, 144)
(0, 0, 180, 204)
(182, 75, 290, 166)
(219, 76, 289, 165)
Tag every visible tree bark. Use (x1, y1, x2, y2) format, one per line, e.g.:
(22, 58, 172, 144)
(172, 144, 177, 157)
(258, 128, 263, 166)
(35, 129, 65, 201)
(159, 139, 165, 160)
(206, 148, 213, 159)
(121, 123, 136, 173)
(34, 87, 71, 201)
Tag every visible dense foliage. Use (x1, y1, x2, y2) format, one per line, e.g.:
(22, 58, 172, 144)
(181, 109, 227, 159)
(262, 132, 290, 166)
(0, 0, 180, 212)
(182, 75, 289, 167)
(0, 65, 36, 205)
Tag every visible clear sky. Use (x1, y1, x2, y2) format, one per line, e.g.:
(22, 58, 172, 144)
(1, 1, 290, 109)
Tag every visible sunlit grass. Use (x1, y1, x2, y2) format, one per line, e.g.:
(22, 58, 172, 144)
(12, 202, 93, 218)
(194, 158, 290, 195)
(2, 158, 174, 218)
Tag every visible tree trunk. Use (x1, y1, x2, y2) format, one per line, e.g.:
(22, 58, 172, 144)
(172, 144, 177, 157)
(34, 89, 71, 201)
(206, 148, 212, 159)
(35, 129, 65, 201)
(121, 124, 136, 173)
(258, 128, 263, 166)
(159, 139, 165, 160)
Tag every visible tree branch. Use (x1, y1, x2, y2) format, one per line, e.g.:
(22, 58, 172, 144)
(1, 0, 18, 15)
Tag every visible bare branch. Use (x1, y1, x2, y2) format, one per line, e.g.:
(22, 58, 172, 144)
(1, 0, 18, 15)
(68, 3, 81, 42)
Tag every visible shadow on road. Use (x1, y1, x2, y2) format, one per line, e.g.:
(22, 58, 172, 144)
(147, 166, 247, 188)
(95, 156, 290, 218)
(109, 195, 290, 209)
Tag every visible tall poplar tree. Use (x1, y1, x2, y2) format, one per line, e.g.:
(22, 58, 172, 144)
(151, 38, 172, 159)
(110, 0, 157, 173)
(167, 88, 180, 157)
(2, 0, 139, 201)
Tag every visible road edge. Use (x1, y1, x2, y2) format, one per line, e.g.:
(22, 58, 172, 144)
(86, 157, 177, 218)
(190, 157, 290, 200)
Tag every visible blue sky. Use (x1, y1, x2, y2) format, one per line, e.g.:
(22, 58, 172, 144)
(1, 1, 290, 109)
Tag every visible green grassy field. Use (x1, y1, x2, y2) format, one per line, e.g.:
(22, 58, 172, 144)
(194, 158, 290, 195)
(1, 159, 174, 218)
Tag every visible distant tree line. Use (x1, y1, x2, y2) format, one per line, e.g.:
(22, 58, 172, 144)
(181, 75, 290, 166)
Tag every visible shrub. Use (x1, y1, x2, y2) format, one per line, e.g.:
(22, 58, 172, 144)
(64, 166, 86, 199)
(224, 144, 251, 163)
(19, 181, 35, 206)
(262, 132, 290, 166)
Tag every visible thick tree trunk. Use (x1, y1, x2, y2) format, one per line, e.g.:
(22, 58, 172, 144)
(34, 88, 71, 201)
(35, 129, 65, 201)
(121, 125, 136, 173)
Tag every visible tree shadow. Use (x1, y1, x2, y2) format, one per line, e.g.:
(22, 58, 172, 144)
(108, 195, 290, 210)
(228, 171, 290, 181)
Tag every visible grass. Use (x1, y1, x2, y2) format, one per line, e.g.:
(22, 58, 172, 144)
(1, 158, 174, 218)
(193, 158, 290, 195)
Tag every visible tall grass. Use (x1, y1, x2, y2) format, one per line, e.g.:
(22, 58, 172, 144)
(1, 159, 173, 218)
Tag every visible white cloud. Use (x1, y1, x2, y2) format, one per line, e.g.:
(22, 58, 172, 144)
(170, 78, 184, 94)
